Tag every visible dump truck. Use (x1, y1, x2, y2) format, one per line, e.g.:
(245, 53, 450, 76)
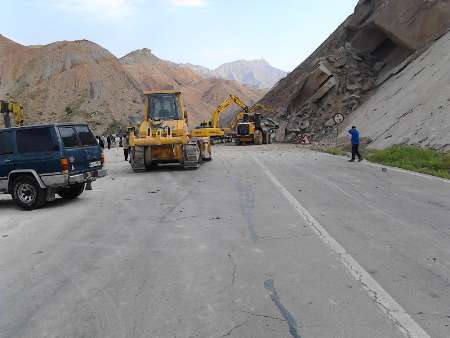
(129, 90, 212, 171)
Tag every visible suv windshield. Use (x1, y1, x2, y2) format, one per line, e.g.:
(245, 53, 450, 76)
(148, 94, 181, 121)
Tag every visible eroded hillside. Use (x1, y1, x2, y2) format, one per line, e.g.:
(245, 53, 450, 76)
(0, 36, 143, 133)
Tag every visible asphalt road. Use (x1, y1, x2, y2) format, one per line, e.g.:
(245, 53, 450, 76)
(0, 145, 449, 338)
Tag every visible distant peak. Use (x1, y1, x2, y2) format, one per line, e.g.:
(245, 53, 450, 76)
(120, 48, 160, 65)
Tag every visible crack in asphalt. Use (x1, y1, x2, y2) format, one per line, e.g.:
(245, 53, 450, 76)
(218, 320, 249, 337)
(235, 309, 286, 323)
(264, 279, 301, 338)
(227, 253, 237, 286)
(234, 178, 258, 242)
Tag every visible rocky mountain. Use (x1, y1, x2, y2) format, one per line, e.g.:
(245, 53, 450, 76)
(178, 62, 214, 79)
(120, 49, 265, 124)
(180, 59, 287, 89)
(214, 59, 287, 89)
(0, 35, 143, 133)
(260, 0, 450, 150)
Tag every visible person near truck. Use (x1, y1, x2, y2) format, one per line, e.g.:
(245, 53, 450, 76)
(96, 135, 105, 149)
(107, 135, 111, 150)
(348, 126, 363, 162)
(123, 135, 130, 161)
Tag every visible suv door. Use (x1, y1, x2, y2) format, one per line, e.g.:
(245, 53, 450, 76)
(58, 125, 101, 175)
(13, 127, 61, 174)
(58, 126, 84, 175)
(74, 125, 102, 172)
(0, 131, 14, 192)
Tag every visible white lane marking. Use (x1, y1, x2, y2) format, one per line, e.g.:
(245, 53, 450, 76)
(251, 154, 430, 338)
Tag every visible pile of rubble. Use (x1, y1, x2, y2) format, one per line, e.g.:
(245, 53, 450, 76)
(283, 43, 381, 142)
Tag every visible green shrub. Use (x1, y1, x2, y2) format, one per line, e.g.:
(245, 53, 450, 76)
(64, 106, 73, 115)
(365, 145, 450, 179)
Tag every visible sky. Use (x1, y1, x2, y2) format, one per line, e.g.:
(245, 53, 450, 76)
(3, 0, 359, 72)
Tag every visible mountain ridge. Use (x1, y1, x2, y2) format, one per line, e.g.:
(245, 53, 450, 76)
(179, 58, 287, 89)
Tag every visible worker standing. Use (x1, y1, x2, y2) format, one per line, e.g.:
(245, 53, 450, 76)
(348, 126, 363, 162)
(123, 135, 129, 161)
(107, 135, 111, 150)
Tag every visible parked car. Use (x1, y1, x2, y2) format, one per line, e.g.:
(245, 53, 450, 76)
(0, 123, 107, 210)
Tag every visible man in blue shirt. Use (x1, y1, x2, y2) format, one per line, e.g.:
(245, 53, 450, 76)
(348, 126, 363, 162)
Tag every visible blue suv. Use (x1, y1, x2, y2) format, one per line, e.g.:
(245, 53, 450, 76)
(0, 123, 107, 210)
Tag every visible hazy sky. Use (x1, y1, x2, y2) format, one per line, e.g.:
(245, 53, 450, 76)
(3, 0, 358, 71)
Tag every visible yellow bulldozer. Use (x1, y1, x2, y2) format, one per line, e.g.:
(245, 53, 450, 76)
(129, 90, 212, 171)
(1, 100, 24, 128)
(191, 94, 249, 144)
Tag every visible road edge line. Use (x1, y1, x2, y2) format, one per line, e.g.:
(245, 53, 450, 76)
(251, 154, 430, 338)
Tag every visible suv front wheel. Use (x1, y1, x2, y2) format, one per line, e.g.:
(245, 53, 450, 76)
(57, 183, 85, 200)
(12, 176, 47, 211)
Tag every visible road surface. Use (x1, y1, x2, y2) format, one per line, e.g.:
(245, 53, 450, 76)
(0, 145, 449, 338)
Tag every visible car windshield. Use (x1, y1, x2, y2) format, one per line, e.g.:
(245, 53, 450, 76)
(148, 94, 181, 121)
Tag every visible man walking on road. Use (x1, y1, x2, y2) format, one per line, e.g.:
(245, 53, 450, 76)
(348, 126, 363, 162)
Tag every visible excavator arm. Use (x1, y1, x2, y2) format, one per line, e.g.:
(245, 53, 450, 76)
(210, 95, 249, 129)
(1, 100, 24, 128)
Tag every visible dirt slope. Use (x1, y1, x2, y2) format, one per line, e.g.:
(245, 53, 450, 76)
(0, 35, 143, 133)
(121, 49, 265, 125)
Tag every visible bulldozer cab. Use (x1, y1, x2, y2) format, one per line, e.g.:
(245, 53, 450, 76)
(146, 92, 183, 121)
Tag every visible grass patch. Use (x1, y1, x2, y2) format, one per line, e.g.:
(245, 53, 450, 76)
(365, 145, 450, 179)
(320, 147, 346, 156)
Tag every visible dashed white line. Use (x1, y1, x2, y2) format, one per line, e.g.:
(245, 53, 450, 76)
(251, 154, 430, 338)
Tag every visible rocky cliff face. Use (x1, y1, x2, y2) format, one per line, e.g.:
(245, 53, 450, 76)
(0, 36, 143, 133)
(339, 31, 450, 150)
(260, 0, 450, 145)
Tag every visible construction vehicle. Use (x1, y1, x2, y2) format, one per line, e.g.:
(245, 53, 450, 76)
(1, 100, 24, 128)
(128, 90, 212, 171)
(233, 103, 279, 145)
(191, 94, 249, 143)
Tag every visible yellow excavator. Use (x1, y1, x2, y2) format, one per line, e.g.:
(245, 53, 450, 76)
(191, 94, 249, 143)
(129, 90, 212, 171)
(1, 100, 24, 128)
